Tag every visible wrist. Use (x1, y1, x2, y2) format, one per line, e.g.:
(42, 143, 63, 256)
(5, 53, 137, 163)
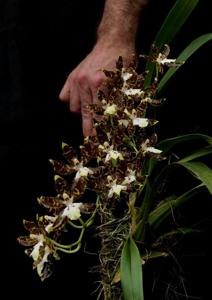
(96, 1, 143, 48)
(96, 18, 139, 49)
(93, 37, 136, 55)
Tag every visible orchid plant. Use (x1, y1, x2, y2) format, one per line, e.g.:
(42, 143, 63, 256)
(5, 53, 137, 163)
(18, 1, 212, 299)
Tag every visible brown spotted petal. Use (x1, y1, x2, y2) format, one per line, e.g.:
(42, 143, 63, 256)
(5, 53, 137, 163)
(17, 236, 38, 246)
(145, 119, 159, 127)
(54, 175, 70, 194)
(71, 177, 87, 199)
(62, 143, 77, 164)
(80, 203, 96, 214)
(116, 56, 123, 70)
(147, 133, 158, 147)
(49, 159, 74, 176)
(32, 244, 53, 281)
(148, 98, 166, 107)
(136, 100, 148, 116)
(103, 70, 115, 78)
(80, 140, 98, 164)
(36, 215, 57, 232)
(23, 220, 41, 234)
(38, 196, 65, 211)
(40, 262, 53, 281)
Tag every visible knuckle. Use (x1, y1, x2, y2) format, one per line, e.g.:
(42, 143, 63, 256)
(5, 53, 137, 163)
(81, 103, 91, 116)
(92, 74, 105, 88)
(78, 73, 87, 85)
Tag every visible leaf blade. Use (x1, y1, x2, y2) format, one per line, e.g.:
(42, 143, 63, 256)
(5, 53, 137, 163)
(178, 146, 212, 163)
(154, 0, 199, 48)
(158, 134, 212, 153)
(145, 0, 199, 86)
(121, 237, 144, 300)
(149, 184, 204, 231)
(147, 134, 212, 175)
(178, 161, 212, 194)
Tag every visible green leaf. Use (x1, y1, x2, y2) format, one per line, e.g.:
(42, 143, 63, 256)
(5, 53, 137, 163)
(152, 228, 203, 248)
(135, 179, 152, 241)
(149, 184, 204, 231)
(178, 161, 212, 194)
(145, 0, 199, 86)
(158, 33, 212, 92)
(178, 146, 212, 163)
(159, 227, 204, 239)
(114, 249, 168, 285)
(147, 134, 212, 175)
(129, 192, 139, 232)
(121, 237, 144, 300)
(141, 251, 168, 261)
(155, 0, 199, 48)
(158, 134, 212, 153)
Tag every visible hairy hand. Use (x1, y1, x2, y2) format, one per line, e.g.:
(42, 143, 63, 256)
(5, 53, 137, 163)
(59, 42, 136, 136)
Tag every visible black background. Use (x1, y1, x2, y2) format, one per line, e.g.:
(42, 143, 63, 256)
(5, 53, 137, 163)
(0, 0, 211, 299)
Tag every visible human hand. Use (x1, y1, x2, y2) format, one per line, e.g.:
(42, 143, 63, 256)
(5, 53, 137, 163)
(59, 41, 136, 136)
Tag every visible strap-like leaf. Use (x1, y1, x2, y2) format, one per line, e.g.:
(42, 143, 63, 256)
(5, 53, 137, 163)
(149, 184, 204, 231)
(158, 33, 212, 92)
(154, 0, 199, 48)
(145, 0, 199, 87)
(138, 159, 211, 235)
(121, 237, 144, 300)
(178, 161, 212, 194)
(158, 134, 212, 152)
(178, 146, 212, 163)
(148, 134, 212, 175)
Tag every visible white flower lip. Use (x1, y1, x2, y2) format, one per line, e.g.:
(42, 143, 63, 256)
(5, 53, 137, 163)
(31, 240, 43, 261)
(122, 71, 133, 82)
(105, 150, 124, 162)
(100, 143, 124, 163)
(123, 108, 151, 129)
(142, 139, 162, 154)
(62, 202, 82, 220)
(145, 146, 162, 154)
(119, 119, 129, 127)
(108, 183, 127, 198)
(122, 170, 136, 185)
(75, 166, 93, 181)
(44, 216, 57, 233)
(132, 117, 149, 128)
(123, 88, 144, 96)
(104, 104, 117, 115)
(156, 53, 176, 65)
(29, 234, 52, 278)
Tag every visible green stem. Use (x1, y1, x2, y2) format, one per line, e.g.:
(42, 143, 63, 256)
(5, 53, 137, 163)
(68, 220, 83, 229)
(53, 197, 99, 253)
(51, 239, 73, 249)
(70, 227, 85, 247)
(79, 217, 86, 227)
(55, 243, 82, 254)
(124, 134, 138, 154)
(85, 196, 99, 227)
(52, 227, 85, 249)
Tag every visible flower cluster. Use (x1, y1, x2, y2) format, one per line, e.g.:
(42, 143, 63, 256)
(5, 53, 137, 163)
(18, 47, 177, 285)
